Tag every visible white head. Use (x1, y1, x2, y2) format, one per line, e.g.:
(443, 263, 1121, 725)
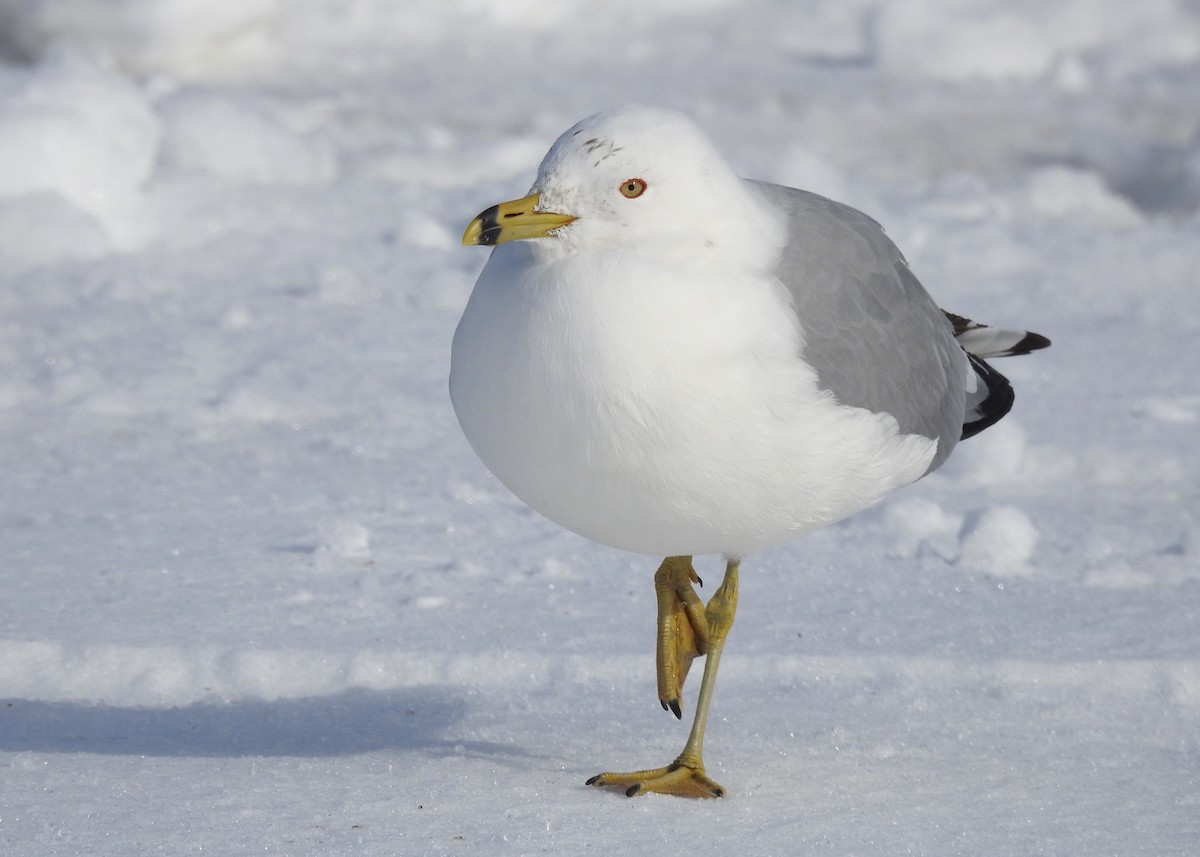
(464, 106, 783, 270)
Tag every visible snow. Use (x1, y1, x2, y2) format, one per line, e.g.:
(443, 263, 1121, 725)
(1, 1, 1198, 854)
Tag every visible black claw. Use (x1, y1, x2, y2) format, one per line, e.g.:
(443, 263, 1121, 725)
(585, 775, 601, 786)
(696, 575, 704, 587)
(625, 784, 642, 797)
(668, 699, 682, 719)
(713, 788, 725, 798)
(660, 699, 669, 711)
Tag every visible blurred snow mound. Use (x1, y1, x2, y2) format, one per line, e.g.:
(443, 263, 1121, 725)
(0, 45, 159, 249)
(1, 0, 277, 76)
(883, 496, 1043, 577)
(0, 0, 743, 79)
(1023, 166, 1143, 225)
(159, 92, 337, 185)
(877, 0, 1200, 81)
(959, 505, 1039, 577)
(882, 494, 1043, 579)
(317, 518, 372, 560)
(1134, 395, 1200, 425)
(883, 497, 963, 562)
(7, 0, 1197, 87)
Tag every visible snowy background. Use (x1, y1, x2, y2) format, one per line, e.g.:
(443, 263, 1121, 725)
(1, 1, 1198, 854)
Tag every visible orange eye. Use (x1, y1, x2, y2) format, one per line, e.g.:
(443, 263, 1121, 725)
(619, 178, 647, 199)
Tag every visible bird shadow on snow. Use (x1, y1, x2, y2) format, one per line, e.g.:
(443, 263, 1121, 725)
(0, 686, 526, 761)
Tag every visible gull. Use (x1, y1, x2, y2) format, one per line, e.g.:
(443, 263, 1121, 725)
(451, 106, 1049, 798)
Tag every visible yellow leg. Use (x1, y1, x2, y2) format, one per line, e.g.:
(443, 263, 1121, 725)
(588, 559, 740, 798)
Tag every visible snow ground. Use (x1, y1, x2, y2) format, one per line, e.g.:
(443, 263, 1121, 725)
(1, 1, 1198, 854)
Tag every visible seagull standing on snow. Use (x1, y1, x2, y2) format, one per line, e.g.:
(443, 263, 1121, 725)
(451, 106, 1049, 798)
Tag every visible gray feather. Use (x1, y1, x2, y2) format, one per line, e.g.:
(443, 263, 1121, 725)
(747, 180, 966, 472)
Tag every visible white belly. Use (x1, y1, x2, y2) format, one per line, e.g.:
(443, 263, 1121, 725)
(450, 245, 937, 558)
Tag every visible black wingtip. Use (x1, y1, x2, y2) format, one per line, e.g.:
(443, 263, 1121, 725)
(961, 353, 1015, 440)
(1011, 330, 1052, 354)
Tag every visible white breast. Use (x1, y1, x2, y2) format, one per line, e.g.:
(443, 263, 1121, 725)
(450, 244, 937, 558)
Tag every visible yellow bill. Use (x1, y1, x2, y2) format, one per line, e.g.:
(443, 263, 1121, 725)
(462, 193, 576, 246)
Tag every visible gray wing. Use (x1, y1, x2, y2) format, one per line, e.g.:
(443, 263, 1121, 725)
(746, 180, 966, 472)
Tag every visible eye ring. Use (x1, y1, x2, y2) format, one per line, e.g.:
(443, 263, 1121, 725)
(619, 178, 647, 199)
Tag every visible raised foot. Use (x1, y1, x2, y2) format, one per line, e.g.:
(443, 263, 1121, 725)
(586, 762, 726, 799)
(654, 556, 708, 719)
